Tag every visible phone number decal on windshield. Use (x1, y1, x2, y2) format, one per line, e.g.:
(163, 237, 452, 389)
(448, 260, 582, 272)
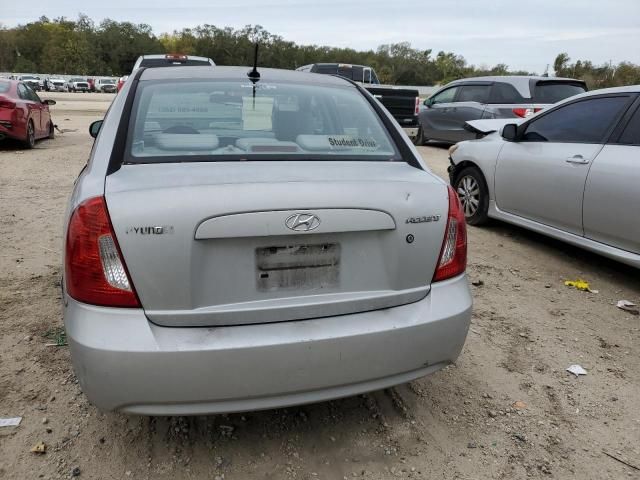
(158, 105, 209, 113)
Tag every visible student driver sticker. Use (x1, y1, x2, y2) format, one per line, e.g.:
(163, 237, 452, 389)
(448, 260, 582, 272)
(327, 136, 378, 148)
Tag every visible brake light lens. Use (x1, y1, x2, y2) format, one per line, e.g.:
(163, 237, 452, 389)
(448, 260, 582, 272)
(166, 53, 188, 61)
(433, 185, 467, 282)
(414, 97, 420, 115)
(65, 196, 140, 307)
(513, 107, 543, 118)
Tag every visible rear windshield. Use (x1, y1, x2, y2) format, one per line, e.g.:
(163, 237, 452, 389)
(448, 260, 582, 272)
(101, 79, 115, 84)
(126, 80, 398, 163)
(534, 82, 586, 103)
(139, 59, 211, 68)
(0, 81, 10, 93)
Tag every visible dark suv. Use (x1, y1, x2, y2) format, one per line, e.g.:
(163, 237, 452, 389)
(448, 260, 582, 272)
(417, 76, 587, 144)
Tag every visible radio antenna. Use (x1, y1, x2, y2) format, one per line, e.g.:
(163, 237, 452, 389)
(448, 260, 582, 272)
(247, 43, 261, 109)
(247, 43, 260, 83)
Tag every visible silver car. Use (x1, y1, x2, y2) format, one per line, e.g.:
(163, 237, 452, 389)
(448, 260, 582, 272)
(449, 86, 640, 268)
(418, 76, 587, 145)
(63, 66, 471, 415)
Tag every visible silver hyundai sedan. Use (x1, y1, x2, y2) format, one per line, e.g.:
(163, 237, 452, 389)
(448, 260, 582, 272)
(63, 66, 471, 415)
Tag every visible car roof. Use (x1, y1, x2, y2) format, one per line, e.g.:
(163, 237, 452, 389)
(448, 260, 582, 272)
(139, 54, 213, 61)
(578, 85, 640, 95)
(448, 75, 584, 85)
(553, 84, 640, 103)
(140, 66, 355, 87)
(313, 63, 368, 68)
(441, 75, 586, 98)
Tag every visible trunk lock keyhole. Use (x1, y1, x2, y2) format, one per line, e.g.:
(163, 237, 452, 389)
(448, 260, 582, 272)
(406, 234, 415, 244)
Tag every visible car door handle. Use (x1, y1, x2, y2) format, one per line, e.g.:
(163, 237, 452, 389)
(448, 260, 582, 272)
(566, 155, 589, 164)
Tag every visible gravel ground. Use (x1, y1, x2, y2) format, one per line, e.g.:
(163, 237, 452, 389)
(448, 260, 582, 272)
(1, 92, 639, 480)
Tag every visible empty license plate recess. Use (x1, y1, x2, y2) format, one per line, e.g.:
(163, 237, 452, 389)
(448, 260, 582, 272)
(256, 244, 340, 291)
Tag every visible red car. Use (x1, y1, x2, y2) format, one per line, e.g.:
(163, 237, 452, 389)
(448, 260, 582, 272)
(0, 79, 55, 148)
(116, 75, 129, 93)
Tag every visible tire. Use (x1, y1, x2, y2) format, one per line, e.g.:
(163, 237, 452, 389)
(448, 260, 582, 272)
(48, 122, 55, 139)
(24, 121, 36, 149)
(453, 167, 489, 226)
(412, 127, 425, 146)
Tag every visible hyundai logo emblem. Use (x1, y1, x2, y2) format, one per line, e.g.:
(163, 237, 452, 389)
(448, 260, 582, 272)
(285, 213, 321, 232)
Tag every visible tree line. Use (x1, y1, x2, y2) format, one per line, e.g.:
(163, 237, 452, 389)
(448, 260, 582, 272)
(1, 15, 639, 88)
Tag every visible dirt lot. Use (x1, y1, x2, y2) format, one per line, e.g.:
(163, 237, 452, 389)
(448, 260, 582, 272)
(1, 92, 639, 480)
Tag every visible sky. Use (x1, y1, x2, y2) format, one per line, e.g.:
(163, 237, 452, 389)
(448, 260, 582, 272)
(3, 0, 640, 74)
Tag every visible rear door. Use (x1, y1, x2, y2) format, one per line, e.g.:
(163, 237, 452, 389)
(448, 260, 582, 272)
(583, 98, 640, 254)
(17, 83, 40, 134)
(448, 83, 491, 142)
(27, 87, 46, 135)
(495, 94, 633, 235)
(420, 86, 459, 142)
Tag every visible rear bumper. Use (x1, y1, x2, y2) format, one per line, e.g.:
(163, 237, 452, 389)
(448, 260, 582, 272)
(64, 274, 472, 415)
(396, 116, 420, 138)
(403, 126, 419, 138)
(0, 120, 22, 141)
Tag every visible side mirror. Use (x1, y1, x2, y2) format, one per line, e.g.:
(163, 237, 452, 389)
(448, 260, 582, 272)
(89, 120, 103, 138)
(424, 98, 434, 107)
(43, 99, 56, 106)
(501, 123, 519, 141)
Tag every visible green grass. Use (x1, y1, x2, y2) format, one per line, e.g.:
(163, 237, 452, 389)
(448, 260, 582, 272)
(42, 326, 67, 347)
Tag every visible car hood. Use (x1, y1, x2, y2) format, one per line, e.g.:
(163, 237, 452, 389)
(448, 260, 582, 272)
(464, 118, 525, 136)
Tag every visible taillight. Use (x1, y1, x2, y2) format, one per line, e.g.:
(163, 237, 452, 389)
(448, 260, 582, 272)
(414, 97, 420, 115)
(513, 107, 543, 118)
(0, 96, 16, 109)
(65, 196, 140, 307)
(433, 185, 467, 282)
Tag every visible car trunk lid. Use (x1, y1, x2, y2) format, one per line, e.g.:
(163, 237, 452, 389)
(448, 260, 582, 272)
(105, 161, 448, 327)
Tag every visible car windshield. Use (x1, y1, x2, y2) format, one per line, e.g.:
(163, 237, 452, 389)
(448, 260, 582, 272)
(72, 78, 85, 82)
(126, 80, 398, 163)
(0, 81, 10, 93)
(22, 76, 37, 80)
(102, 79, 115, 84)
(534, 82, 586, 103)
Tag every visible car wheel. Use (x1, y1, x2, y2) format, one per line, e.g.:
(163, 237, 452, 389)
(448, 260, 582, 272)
(24, 121, 36, 149)
(454, 167, 489, 225)
(48, 122, 55, 139)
